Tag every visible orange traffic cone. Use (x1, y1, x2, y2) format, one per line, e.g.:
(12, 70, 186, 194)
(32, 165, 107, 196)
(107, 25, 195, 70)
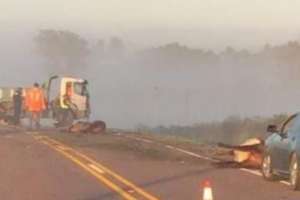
(202, 180, 213, 200)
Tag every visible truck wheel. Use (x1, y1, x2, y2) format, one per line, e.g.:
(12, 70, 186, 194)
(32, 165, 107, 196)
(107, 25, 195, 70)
(62, 110, 74, 126)
(261, 153, 276, 181)
(290, 153, 300, 190)
(55, 110, 74, 127)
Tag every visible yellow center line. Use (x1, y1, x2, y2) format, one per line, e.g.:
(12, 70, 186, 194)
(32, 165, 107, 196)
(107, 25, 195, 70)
(88, 164, 105, 174)
(35, 137, 137, 200)
(34, 135, 160, 200)
(44, 137, 160, 200)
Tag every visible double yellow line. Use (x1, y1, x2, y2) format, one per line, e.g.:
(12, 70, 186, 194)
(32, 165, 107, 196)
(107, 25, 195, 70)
(33, 135, 159, 200)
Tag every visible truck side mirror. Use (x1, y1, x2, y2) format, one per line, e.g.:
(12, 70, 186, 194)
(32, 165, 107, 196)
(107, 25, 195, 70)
(267, 124, 278, 133)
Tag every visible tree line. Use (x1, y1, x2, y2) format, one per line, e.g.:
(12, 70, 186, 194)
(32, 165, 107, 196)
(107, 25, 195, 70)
(135, 114, 288, 145)
(34, 29, 300, 72)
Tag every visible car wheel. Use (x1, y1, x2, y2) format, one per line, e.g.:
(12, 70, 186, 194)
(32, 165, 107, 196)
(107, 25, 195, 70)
(261, 153, 276, 181)
(289, 153, 300, 190)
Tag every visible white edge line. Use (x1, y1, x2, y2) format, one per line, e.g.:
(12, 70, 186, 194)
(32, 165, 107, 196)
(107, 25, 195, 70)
(123, 135, 293, 187)
(125, 136, 154, 144)
(280, 181, 290, 186)
(240, 168, 262, 176)
(127, 136, 217, 162)
(165, 145, 175, 150)
(172, 146, 217, 162)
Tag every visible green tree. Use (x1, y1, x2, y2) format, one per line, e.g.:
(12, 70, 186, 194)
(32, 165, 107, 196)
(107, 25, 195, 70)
(34, 29, 89, 72)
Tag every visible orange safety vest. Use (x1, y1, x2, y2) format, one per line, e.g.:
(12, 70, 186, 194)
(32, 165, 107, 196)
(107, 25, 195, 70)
(66, 86, 72, 97)
(25, 88, 46, 112)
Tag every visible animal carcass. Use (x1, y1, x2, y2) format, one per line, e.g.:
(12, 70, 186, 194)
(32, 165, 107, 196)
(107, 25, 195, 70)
(217, 138, 264, 169)
(68, 120, 106, 134)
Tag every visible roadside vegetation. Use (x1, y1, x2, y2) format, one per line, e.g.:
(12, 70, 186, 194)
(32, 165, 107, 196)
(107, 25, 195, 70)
(45, 113, 289, 163)
(135, 114, 288, 145)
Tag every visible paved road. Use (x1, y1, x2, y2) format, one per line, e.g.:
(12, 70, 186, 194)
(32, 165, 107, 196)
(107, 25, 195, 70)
(1, 130, 300, 200)
(0, 132, 121, 200)
(79, 139, 300, 200)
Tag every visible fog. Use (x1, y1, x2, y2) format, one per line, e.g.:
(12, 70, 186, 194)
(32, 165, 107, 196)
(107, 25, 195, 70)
(1, 1, 300, 129)
(1, 30, 300, 130)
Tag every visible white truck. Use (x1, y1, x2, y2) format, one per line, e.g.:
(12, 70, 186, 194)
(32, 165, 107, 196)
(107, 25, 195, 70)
(0, 75, 90, 126)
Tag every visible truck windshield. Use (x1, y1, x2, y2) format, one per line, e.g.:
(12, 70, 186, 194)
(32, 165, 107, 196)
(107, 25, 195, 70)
(73, 82, 88, 96)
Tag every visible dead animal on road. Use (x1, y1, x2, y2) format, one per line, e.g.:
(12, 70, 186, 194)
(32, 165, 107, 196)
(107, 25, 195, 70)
(68, 120, 106, 134)
(216, 138, 264, 169)
(0, 119, 8, 126)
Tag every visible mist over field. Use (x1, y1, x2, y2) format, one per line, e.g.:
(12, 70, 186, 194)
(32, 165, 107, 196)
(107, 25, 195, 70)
(2, 0, 300, 129)
(1, 29, 300, 130)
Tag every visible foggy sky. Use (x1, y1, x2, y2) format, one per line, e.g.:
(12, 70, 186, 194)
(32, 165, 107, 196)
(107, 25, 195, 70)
(1, 1, 300, 129)
(2, 0, 300, 50)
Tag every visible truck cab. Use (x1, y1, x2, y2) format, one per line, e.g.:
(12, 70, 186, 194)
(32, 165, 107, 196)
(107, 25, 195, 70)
(44, 76, 90, 126)
(0, 75, 91, 126)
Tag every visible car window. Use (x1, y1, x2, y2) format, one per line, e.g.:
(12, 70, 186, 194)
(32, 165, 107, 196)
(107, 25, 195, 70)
(288, 114, 300, 135)
(281, 114, 297, 134)
(74, 82, 88, 96)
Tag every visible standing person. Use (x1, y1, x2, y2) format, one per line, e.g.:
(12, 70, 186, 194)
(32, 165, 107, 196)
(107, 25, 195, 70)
(25, 83, 46, 130)
(13, 88, 23, 125)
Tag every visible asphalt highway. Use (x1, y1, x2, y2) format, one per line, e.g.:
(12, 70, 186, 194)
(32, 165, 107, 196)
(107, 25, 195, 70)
(1, 130, 300, 200)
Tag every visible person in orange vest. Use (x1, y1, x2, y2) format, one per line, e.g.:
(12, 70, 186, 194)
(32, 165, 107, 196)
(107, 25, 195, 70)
(66, 82, 73, 98)
(25, 83, 46, 129)
(63, 82, 74, 109)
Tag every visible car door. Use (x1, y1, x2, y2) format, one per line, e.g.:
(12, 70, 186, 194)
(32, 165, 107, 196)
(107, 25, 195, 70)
(269, 133, 283, 170)
(279, 115, 300, 172)
(275, 114, 298, 172)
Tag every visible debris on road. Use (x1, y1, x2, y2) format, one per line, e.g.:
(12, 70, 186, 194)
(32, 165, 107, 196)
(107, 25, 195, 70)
(0, 102, 16, 125)
(0, 119, 9, 126)
(217, 138, 264, 169)
(67, 120, 106, 134)
(0, 114, 17, 125)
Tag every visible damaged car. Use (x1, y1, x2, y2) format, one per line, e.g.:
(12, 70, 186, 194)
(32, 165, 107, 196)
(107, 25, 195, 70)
(262, 113, 300, 190)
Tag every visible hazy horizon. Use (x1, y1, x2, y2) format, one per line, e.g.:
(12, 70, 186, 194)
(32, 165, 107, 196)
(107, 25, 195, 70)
(1, 0, 300, 129)
(2, 0, 300, 51)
